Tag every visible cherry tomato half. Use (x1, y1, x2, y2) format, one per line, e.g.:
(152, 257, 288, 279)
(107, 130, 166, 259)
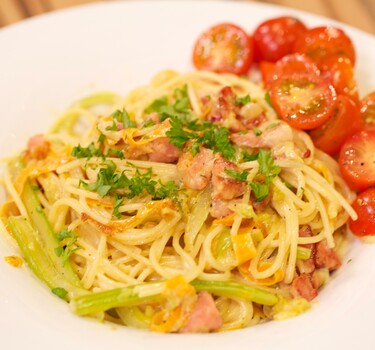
(360, 91, 375, 130)
(259, 61, 276, 88)
(293, 26, 356, 69)
(192, 23, 254, 75)
(309, 95, 362, 156)
(269, 55, 336, 130)
(349, 188, 375, 237)
(253, 16, 307, 62)
(338, 129, 375, 191)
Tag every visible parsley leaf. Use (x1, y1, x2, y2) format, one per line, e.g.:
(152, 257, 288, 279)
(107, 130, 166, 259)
(111, 109, 136, 128)
(242, 151, 259, 162)
(253, 128, 262, 136)
(250, 182, 270, 202)
(167, 117, 199, 148)
(225, 169, 249, 182)
(234, 94, 251, 106)
(257, 149, 281, 178)
(71, 143, 103, 158)
(113, 194, 124, 219)
(54, 228, 80, 267)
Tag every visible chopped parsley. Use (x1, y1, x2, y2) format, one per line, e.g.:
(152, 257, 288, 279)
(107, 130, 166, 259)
(80, 161, 181, 203)
(54, 228, 80, 267)
(242, 151, 259, 162)
(225, 150, 280, 202)
(166, 116, 236, 160)
(111, 109, 136, 128)
(234, 94, 251, 106)
(71, 143, 103, 159)
(253, 128, 262, 136)
(144, 85, 193, 123)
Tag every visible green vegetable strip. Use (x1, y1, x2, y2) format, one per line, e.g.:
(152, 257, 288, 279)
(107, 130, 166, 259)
(21, 180, 82, 288)
(296, 246, 312, 260)
(8, 216, 85, 299)
(72, 284, 162, 316)
(50, 92, 119, 133)
(191, 279, 278, 306)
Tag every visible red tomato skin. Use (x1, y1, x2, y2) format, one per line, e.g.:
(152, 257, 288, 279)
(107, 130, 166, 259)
(360, 91, 375, 130)
(253, 16, 307, 62)
(293, 26, 356, 69)
(349, 188, 375, 237)
(192, 23, 253, 75)
(259, 61, 276, 88)
(269, 56, 337, 130)
(320, 56, 360, 105)
(339, 130, 375, 191)
(309, 95, 362, 156)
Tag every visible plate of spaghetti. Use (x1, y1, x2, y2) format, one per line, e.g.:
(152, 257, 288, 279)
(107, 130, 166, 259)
(0, 1, 374, 350)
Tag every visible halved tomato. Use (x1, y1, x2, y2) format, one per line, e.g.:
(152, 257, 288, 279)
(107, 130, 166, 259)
(293, 26, 356, 69)
(192, 23, 254, 75)
(269, 55, 336, 130)
(338, 130, 375, 191)
(259, 61, 275, 88)
(349, 188, 375, 237)
(310, 95, 362, 156)
(360, 91, 375, 130)
(253, 16, 307, 62)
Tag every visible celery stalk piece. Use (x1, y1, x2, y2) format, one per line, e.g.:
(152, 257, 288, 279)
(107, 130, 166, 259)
(21, 180, 82, 288)
(72, 283, 164, 316)
(296, 246, 312, 260)
(50, 92, 120, 134)
(191, 279, 278, 306)
(8, 216, 86, 299)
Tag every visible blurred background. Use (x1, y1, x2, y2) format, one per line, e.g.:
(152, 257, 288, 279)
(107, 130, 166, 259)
(0, 0, 374, 34)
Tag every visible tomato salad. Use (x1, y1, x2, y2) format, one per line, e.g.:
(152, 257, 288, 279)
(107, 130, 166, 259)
(192, 17, 375, 237)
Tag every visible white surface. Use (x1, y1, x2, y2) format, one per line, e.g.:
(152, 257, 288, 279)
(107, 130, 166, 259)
(0, 1, 375, 349)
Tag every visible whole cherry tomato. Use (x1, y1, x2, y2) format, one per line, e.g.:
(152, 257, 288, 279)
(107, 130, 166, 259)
(320, 55, 359, 105)
(192, 23, 254, 75)
(293, 26, 356, 69)
(253, 16, 307, 62)
(360, 91, 375, 130)
(338, 129, 375, 191)
(349, 188, 375, 237)
(309, 95, 362, 156)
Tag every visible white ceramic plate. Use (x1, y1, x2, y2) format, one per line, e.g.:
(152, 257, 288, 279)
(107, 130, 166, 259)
(0, 1, 374, 349)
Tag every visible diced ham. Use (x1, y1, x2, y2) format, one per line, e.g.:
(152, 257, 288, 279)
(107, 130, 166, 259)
(176, 144, 214, 190)
(211, 156, 246, 200)
(239, 112, 267, 130)
(314, 240, 341, 271)
(148, 137, 181, 163)
(180, 292, 222, 333)
(27, 134, 50, 160)
(290, 273, 318, 301)
(230, 123, 293, 149)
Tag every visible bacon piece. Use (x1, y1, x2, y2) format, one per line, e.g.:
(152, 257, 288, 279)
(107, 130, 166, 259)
(240, 112, 267, 130)
(206, 86, 244, 132)
(250, 192, 270, 213)
(176, 145, 214, 190)
(210, 197, 241, 218)
(230, 123, 293, 149)
(148, 138, 181, 163)
(290, 273, 318, 301)
(26, 134, 50, 160)
(315, 240, 341, 271)
(211, 156, 246, 200)
(180, 292, 222, 333)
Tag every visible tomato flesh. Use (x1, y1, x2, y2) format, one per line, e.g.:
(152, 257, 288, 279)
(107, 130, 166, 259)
(253, 16, 307, 62)
(193, 23, 253, 75)
(310, 95, 362, 156)
(349, 188, 375, 237)
(293, 26, 356, 69)
(269, 56, 336, 130)
(338, 130, 375, 191)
